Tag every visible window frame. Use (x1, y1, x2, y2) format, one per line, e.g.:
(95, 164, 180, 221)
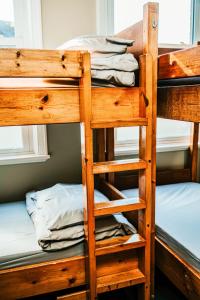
(96, 0, 200, 155)
(0, 0, 50, 165)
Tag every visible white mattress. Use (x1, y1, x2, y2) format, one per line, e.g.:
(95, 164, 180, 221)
(0, 201, 84, 270)
(122, 182, 200, 272)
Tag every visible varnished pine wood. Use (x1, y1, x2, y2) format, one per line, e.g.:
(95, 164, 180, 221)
(94, 197, 146, 216)
(91, 118, 148, 128)
(0, 87, 142, 126)
(190, 123, 199, 181)
(158, 86, 200, 122)
(97, 269, 145, 294)
(138, 54, 153, 300)
(91, 87, 143, 124)
(98, 180, 126, 200)
(96, 234, 145, 256)
(117, 21, 143, 59)
(156, 238, 200, 300)
(0, 256, 86, 300)
(106, 128, 115, 184)
(114, 168, 192, 190)
(79, 52, 96, 300)
(142, 4, 158, 298)
(93, 158, 147, 174)
(96, 129, 106, 181)
(158, 46, 200, 80)
(0, 49, 82, 78)
(57, 291, 87, 300)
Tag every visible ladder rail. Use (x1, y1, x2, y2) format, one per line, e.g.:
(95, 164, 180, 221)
(80, 52, 97, 300)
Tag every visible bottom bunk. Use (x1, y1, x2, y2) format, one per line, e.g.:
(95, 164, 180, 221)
(0, 184, 145, 299)
(121, 182, 200, 299)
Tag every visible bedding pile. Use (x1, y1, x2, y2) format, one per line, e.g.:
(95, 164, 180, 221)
(59, 36, 138, 86)
(26, 184, 136, 251)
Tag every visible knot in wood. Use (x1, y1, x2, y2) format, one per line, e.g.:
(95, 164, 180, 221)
(42, 95, 49, 103)
(16, 51, 21, 58)
(68, 277, 76, 284)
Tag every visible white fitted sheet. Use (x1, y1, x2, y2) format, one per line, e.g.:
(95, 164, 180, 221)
(122, 182, 200, 272)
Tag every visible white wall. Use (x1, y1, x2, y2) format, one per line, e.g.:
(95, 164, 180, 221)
(41, 0, 97, 48)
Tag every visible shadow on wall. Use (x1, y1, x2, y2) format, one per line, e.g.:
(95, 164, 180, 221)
(0, 124, 82, 203)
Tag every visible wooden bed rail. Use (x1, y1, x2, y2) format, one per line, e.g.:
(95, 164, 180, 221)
(0, 49, 83, 78)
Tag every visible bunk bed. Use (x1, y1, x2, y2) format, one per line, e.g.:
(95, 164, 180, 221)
(155, 46, 200, 300)
(0, 3, 158, 300)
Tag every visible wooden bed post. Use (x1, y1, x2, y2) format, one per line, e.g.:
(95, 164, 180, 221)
(190, 122, 199, 182)
(142, 3, 158, 299)
(138, 53, 153, 300)
(80, 51, 97, 300)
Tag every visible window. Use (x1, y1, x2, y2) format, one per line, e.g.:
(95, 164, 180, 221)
(0, 0, 49, 165)
(97, 0, 197, 155)
(114, 0, 192, 45)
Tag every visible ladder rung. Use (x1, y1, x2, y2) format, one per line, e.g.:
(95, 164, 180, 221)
(93, 158, 147, 174)
(94, 198, 145, 216)
(95, 234, 145, 256)
(91, 118, 148, 128)
(57, 291, 87, 300)
(97, 268, 145, 294)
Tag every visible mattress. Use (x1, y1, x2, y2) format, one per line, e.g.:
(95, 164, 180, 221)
(122, 182, 200, 272)
(0, 201, 85, 270)
(0, 196, 135, 270)
(158, 76, 200, 87)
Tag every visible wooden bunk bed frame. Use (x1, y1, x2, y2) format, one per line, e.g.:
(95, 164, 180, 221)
(0, 3, 158, 300)
(155, 45, 200, 300)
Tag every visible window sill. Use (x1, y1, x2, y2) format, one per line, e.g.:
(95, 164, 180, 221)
(115, 143, 195, 156)
(0, 154, 50, 166)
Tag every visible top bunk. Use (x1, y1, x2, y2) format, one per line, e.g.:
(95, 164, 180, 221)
(158, 45, 200, 83)
(157, 45, 200, 122)
(0, 2, 158, 128)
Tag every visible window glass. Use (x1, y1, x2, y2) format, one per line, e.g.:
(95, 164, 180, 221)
(114, 0, 192, 44)
(0, 127, 23, 150)
(0, 0, 15, 38)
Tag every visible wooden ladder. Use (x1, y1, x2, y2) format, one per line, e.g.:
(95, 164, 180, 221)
(73, 52, 153, 300)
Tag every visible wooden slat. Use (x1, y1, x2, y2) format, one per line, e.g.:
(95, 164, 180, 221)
(91, 87, 143, 124)
(91, 118, 148, 128)
(0, 88, 80, 126)
(98, 180, 126, 200)
(0, 49, 82, 78)
(158, 46, 200, 80)
(0, 87, 142, 126)
(117, 21, 143, 59)
(96, 234, 145, 256)
(94, 197, 146, 216)
(158, 86, 200, 122)
(0, 256, 86, 300)
(97, 269, 145, 294)
(114, 168, 192, 190)
(57, 291, 87, 300)
(93, 159, 147, 174)
(156, 238, 200, 300)
(106, 128, 115, 185)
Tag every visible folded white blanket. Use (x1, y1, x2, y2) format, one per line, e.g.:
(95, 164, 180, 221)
(91, 69, 135, 86)
(59, 35, 134, 55)
(91, 53, 138, 72)
(26, 184, 136, 251)
(59, 35, 138, 86)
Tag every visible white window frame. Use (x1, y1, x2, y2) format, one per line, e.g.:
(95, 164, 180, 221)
(96, 0, 199, 156)
(0, 0, 50, 165)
